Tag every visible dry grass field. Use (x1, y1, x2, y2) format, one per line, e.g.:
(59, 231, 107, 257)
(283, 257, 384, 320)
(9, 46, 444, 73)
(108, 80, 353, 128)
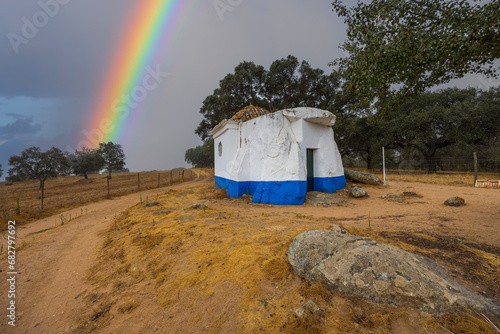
(0, 170, 498, 333)
(0, 169, 208, 230)
(71, 179, 499, 334)
(351, 168, 500, 186)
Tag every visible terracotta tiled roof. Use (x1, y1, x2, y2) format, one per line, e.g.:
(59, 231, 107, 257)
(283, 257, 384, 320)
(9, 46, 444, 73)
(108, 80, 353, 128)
(231, 105, 271, 122)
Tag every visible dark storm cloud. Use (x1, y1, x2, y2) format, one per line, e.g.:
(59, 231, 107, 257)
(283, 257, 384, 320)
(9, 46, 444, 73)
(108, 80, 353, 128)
(0, 0, 492, 179)
(0, 115, 41, 138)
(0, 0, 135, 99)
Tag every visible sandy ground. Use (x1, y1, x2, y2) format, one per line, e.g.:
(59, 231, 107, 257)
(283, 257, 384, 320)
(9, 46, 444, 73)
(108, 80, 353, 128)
(0, 178, 206, 334)
(0, 176, 498, 333)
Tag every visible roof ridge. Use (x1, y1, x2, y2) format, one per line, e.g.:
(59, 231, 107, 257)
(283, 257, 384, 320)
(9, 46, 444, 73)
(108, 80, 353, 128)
(231, 104, 271, 122)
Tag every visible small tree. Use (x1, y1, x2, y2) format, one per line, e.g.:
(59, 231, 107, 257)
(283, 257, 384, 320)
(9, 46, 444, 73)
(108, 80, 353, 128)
(0, 164, 3, 178)
(98, 142, 126, 179)
(185, 139, 214, 168)
(69, 148, 105, 179)
(8, 147, 68, 188)
(8, 147, 68, 210)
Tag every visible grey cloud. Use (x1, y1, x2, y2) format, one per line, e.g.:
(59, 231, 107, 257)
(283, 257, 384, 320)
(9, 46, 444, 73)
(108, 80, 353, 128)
(0, 116, 41, 138)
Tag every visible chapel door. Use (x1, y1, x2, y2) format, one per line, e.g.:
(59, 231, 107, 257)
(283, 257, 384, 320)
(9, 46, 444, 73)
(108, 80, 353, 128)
(307, 149, 314, 192)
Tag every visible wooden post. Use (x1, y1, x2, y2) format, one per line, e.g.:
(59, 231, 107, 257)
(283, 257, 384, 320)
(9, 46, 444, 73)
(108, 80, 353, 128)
(158, 173, 160, 187)
(182, 170, 185, 182)
(107, 176, 110, 198)
(40, 180, 45, 211)
(138, 173, 140, 190)
(382, 147, 386, 185)
(473, 152, 478, 185)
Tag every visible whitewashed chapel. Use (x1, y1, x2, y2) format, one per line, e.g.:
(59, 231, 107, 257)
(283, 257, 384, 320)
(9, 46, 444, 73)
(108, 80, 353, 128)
(210, 105, 346, 205)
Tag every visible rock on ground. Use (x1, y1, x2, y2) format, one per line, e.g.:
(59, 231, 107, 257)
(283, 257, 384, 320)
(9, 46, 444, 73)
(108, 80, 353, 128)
(344, 169, 383, 185)
(444, 196, 466, 207)
(143, 202, 160, 208)
(295, 300, 320, 319)
(350, 186, 367, 198)
(304, 191, 347, 206)
(288, 226, 500, 317)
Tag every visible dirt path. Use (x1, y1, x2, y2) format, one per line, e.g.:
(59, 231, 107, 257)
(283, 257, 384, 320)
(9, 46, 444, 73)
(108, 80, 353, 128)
(0, 177, 206, 334)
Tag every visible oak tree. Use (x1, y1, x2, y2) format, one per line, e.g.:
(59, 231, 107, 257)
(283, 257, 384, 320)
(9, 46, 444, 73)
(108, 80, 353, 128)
(69, 147, 105, 179)
(97, 142, 126, 179)
(332, 0, 500, 113)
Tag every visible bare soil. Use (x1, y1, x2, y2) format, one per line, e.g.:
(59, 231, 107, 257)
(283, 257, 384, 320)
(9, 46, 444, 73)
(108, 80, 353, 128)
(0, 175, 499, 333)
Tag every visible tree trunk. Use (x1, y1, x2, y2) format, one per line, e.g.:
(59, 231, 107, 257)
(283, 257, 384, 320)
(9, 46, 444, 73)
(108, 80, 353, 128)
(84, 171, 88, 179)
(422, 138, 451, 174)
(108, 170, 112, 179)
(424, 155, 437, 174)
(365, 148, 373, 170)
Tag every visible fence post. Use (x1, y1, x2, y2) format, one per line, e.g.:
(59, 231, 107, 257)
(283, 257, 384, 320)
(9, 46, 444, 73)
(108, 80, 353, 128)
(473, 152, 478, 185)
(382, 147, 386, 185)
(107, 176, 110, 198)
(40, 180, 45, 211)
(182, 170, 185, 182)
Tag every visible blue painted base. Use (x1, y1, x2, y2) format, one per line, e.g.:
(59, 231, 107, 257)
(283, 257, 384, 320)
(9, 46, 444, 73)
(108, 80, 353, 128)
(313, 175, 346, 193)
(214, 175, 346, 205)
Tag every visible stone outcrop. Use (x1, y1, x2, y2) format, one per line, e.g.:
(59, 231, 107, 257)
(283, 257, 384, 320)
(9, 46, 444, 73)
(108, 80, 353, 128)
(288, 226, 500, 317)
(344, 169, 383, 185)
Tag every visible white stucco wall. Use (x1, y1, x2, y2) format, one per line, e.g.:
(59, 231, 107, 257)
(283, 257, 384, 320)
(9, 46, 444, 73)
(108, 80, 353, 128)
(240, 112, 304, 182)
(212, 121, 240, 181)
(211, 107, 344, 183)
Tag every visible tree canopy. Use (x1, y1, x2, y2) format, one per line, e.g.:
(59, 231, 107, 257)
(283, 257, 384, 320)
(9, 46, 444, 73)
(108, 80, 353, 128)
(195, 56, 343, 140)
(331, 0, 500, 113)
(185, 139, 214, 168)
(97, 142, 126, 179)
(339, 87, 500, 172)
(68, 147, 105, 179)
(7, 147, 68, 187)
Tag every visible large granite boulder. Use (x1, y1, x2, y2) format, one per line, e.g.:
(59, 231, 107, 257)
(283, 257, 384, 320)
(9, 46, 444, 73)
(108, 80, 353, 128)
(288, 226, 500, 317)
(344, 169, 383, 185)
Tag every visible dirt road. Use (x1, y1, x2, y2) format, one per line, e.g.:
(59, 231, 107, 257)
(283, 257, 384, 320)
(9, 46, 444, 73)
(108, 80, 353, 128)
(0, 178, 206, 334)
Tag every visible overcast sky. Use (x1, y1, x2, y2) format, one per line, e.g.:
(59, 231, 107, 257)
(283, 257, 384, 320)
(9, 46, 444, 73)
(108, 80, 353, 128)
(0, 1, 496, 179)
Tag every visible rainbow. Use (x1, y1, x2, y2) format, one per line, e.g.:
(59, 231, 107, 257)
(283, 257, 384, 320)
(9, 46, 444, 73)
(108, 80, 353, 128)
(81, 0, 186, 149)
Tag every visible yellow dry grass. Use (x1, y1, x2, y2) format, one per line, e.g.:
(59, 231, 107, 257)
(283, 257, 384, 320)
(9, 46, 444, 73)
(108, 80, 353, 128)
(351, 168, 500, 186)
(75, 182, 499, 334)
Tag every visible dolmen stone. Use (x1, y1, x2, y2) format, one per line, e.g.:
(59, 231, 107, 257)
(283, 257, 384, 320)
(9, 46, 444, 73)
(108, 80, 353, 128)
(288, 226, 500, 317)
(344, 169, 383, 185)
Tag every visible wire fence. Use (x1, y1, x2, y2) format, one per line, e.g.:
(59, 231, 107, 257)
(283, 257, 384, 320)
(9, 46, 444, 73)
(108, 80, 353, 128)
(343, 157, 500, 186)
(343, 158, 500, 174)
(0, 168, 215, 224)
